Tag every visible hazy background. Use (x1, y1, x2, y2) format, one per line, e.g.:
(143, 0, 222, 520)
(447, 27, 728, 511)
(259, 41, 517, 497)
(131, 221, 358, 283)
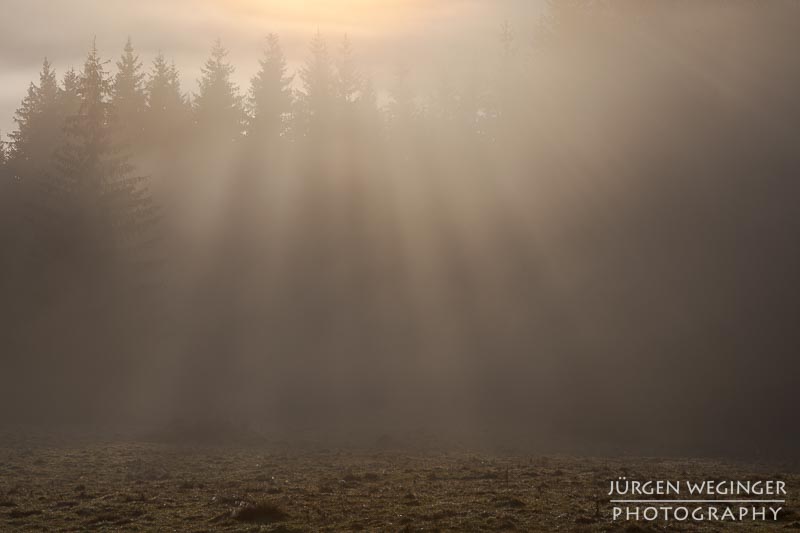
(0, 0, 544, 137)
(1, 1, 799, 459)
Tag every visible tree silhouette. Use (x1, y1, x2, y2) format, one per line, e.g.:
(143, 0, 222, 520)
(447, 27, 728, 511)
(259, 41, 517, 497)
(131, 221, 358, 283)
(247, 33, 293, 141)
(194, 39, 243, 143)
(145, 52, 189, 147)
(355, 74, 382, 135)
(110, 38, 147, 146)
(335, 34, 374, 139)
(7, 41, 160, 417)
(336, 34, 360, 107)
(8, 58, 62, 179)
(298, 31, 335, 138)
(60, 67, 82, 119)
(34, 42, 158, 317)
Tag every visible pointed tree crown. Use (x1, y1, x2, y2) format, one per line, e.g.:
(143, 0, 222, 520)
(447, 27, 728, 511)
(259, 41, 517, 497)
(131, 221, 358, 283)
(76, 42, 110, 138)
(194, 39, 243, 139)
(59, 67, 83, 119)
(248, 33, 293, 137)
(300, 31, 335, 117)
(51, 40, 115, 192)
(336, 34, 360, 105)
(9, 58, 60, 161)
(147, 52, 185, 113)
(112, 38, 146, 106)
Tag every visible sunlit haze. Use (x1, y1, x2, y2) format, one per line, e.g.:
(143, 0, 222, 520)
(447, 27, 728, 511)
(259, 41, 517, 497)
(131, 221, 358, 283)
(0, 0, 539, 136)
(0, 2, 799, 529)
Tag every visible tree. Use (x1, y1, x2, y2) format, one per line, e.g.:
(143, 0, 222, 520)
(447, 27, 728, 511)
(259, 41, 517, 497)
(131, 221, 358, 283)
(335, 34, 375, 139)
(194, 39, 244, 143)
(44, 41, 158, 311)
(110, 38, 147, 146)
(60, 68, 82, 119)
(335, 34, 360, 107)
(16, 41, 160, 417)
(7, 58, 62, 177)
(145, 52, 189, 146)
(298, 30, 335, 137)
(247, 33, 293, 140)
(2, 60, 67, 362)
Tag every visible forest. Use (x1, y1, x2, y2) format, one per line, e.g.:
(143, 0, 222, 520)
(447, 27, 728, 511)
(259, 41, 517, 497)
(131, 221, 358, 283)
(1, 0, 799, 458)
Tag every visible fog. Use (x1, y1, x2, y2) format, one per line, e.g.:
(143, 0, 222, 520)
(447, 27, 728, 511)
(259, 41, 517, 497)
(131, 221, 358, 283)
(0, 0, 541, 136)
(1, 1, 799, 458)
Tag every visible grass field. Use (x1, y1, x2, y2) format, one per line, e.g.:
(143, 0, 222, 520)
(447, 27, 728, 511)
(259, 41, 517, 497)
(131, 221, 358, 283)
(0, 431, 797, 532)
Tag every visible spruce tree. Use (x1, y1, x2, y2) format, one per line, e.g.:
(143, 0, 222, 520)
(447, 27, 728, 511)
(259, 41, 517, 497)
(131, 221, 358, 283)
(357, 75, 380, 123)
(8, 58, 62, 177)
(145, 52, 189, 146)
(336, 35, 360, 106)
(299, 31, 335, 137)
(110, 38, 147, 146)
(45, 42, 158, 308)
(9, 43, 161, 414)
(194, 39, 244, 143)
(247, 33, 293, 140)
(3, 61, 64, 340)
(59, 68, 82, 119)
(6, 59, 68, 276)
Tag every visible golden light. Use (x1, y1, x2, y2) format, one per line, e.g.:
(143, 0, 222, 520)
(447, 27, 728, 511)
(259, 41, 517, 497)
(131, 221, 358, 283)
(226, 0, 477, 36)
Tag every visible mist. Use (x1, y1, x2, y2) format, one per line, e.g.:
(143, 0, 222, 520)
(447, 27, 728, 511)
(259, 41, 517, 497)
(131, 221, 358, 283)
(1, 0, 799, 460)
(0, 0, 539, 136)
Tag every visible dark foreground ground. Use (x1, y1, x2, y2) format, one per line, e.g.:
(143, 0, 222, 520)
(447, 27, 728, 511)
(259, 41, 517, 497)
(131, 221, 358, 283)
(0, 431, 797, 532)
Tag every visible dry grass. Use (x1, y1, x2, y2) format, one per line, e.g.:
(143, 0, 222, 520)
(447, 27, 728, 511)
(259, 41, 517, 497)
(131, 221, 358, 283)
(0, 431, 796, 531)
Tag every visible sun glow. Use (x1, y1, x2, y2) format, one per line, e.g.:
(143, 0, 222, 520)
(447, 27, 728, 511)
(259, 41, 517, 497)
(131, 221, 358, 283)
(229, 0, 463, 35)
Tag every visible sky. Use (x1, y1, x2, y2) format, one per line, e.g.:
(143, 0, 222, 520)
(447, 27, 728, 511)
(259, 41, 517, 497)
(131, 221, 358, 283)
(0, 0, 544, 137)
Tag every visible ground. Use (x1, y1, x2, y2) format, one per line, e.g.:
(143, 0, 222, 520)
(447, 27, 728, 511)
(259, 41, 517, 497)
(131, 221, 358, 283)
(0, 431, 797, 532)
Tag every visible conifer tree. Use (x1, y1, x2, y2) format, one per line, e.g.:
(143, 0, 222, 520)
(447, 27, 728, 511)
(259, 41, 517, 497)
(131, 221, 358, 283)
(3, 61, 66, 332)
(145, 52, 189, 145)
(299, 31, 335, 136)
(357, 75, 381, 125)
(60, 68, 82, 118)
(247, 33, 293, 140)
(44, 42, 158, 307)
(336, 35, 360, 107)
(110, 38, 147, 145)
(194, 39, 244, 143)
(8, 58, 62, 177)
(10, 44, 160, 417)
